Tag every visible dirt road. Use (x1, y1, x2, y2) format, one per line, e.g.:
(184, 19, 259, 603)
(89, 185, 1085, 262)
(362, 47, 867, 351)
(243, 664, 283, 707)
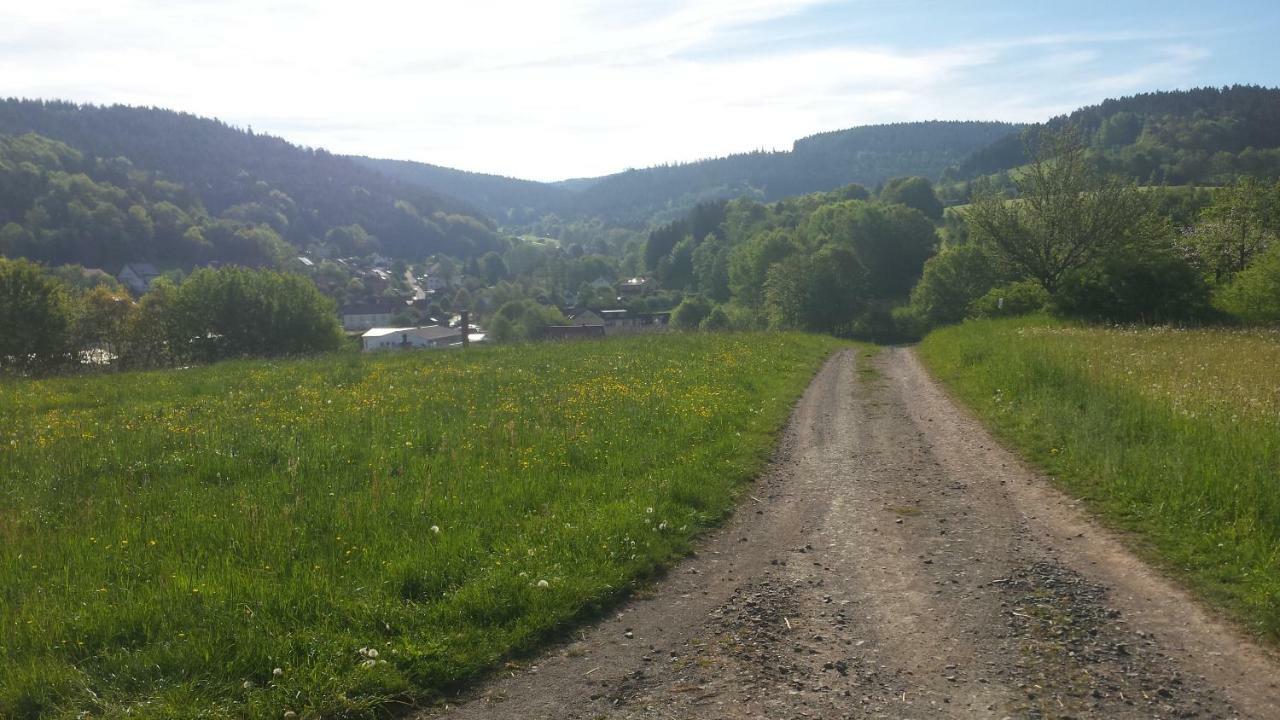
(425, 348, 1280, 719)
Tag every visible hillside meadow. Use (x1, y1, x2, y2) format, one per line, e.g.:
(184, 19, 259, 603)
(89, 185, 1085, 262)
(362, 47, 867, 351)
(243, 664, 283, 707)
(919, 317, 1280, 639)
(0, 333, 841, 719)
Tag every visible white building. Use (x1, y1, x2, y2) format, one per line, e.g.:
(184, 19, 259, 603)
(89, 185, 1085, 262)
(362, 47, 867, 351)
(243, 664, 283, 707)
(361, 326, 461, 351)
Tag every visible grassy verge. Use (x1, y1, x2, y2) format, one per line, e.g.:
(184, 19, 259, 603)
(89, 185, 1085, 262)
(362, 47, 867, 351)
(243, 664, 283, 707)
(918, 317, 1280, 640)
(0, 332, 841, 719)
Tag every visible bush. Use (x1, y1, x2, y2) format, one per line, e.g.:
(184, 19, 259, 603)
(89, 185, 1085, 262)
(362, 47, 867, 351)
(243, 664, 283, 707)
(490, 299, 566, 342)
(969, 281, 1049, 318)
(849, 302, 926, 344)
(889, 305, 929, 341)
(1051, 248, 1213, 324)
(1215, 243, 1280, 325)
(719, 303, 764, 331)
(907, 242, 1010, 328)
(670, 295, 713, 330)
(700, 305, 731, 331)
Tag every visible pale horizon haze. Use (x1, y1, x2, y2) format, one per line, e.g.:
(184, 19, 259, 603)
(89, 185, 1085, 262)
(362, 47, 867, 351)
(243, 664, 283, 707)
(3, 0, 1278, 181)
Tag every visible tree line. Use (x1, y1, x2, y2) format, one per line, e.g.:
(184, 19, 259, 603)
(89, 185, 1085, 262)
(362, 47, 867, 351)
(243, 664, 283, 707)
(629, 125, 1280, 339)
(907, 128, 1280, 332)
(0, 260, 342, 374)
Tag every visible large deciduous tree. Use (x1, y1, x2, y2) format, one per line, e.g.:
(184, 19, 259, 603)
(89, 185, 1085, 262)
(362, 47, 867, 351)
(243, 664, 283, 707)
(801, 201, 937, 299)
(763, 246, 866, 334)
(966, 128, 1145, 295)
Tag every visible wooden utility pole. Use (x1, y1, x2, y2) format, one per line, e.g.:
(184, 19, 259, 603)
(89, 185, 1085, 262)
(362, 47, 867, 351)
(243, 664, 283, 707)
(460, 310, 470, 350)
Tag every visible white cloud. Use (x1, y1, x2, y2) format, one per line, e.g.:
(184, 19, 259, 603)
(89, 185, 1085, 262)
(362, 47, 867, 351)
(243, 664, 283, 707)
(0, 0, 1218, 180)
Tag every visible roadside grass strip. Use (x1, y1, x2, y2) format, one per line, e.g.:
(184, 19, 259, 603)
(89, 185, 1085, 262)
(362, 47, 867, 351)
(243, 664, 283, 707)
(919, 317, 1280, 641)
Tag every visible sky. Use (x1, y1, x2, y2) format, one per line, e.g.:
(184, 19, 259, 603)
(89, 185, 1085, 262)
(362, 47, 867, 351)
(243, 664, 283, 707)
(2, 1, 1278, 181)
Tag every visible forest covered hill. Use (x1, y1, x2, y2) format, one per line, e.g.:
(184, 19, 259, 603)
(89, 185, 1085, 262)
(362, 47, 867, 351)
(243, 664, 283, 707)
(0, 100, 503, 269)
(351, 156, 577, 225)
(358, 121, 1022, 227)
(953, 85, 1280, 186)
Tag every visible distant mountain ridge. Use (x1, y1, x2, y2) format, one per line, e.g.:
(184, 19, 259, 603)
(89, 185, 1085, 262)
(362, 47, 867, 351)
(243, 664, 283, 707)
(352, 157, 576, 224)
(357, 120, 1024, 227)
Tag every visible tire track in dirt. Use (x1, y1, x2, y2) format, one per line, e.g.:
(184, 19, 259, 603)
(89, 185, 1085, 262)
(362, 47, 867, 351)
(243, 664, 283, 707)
(422, 347, 1280, 719)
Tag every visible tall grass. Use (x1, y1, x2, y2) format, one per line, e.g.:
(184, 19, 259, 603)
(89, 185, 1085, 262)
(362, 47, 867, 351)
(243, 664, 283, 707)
(0, 332, 840, 719)
(919, 317, 1280, 639)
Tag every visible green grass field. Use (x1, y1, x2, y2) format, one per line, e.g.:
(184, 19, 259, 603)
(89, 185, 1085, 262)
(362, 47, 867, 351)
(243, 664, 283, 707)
(0, 333, 841, 719)
(919, 317, 1280, 640)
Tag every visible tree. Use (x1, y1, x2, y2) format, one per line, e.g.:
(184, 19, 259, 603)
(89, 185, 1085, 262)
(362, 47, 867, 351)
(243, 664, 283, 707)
(670, 295, 713, 330)
(452, 287, 473, 312)
(1214, 242, 1280, 325)
(77, 285, 135, 363)
(1097, 111, 1143, 148)
(966, 128, 1146, 295)
(700, 305, 731, 331)
(727, 229, 798, 308)
(801, 201, 937, 298)
(0, 258, 76, 372)
(660, 236, 696, 290)
(880, 177, 943, 221)
(907, 242, 1009, 327)
(173, 267, 343, 361)
(1191, 177, 1278, 282)
(119, 277, 182, 368)
(325, 224, 379, 256)
(479, 251, 509, 285)
(692, 235, 731, 302)
(1052, 215, 1213, 323)
(763, 247, 866, 333)
(489, 299, 565, 341)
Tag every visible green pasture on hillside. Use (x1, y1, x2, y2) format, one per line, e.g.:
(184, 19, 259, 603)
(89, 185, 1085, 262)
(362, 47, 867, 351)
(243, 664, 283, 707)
(0, 333, 840, 719)
(920, 317, 1280, 639)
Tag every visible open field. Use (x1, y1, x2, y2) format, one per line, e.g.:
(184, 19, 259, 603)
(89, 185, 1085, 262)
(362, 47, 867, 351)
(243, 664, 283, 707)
(0, 333, 840, 719)
(919, 317, 1280, 640)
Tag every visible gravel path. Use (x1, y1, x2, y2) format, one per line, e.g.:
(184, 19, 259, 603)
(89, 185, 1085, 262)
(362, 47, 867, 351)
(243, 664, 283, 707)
(422, 347, 1280, 719)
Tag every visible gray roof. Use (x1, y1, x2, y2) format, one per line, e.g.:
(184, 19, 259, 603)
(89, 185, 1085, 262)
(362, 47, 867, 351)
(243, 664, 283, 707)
(121, 262, 160, 278)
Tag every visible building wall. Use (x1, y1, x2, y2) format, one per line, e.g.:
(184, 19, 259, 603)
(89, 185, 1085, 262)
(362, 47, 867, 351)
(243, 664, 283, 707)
(362, 332, 458, 351)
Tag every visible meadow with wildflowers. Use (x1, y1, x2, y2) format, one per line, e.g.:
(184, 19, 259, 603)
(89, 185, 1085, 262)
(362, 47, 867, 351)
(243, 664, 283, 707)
(0, 332, 840, 719)
(920, 317, 1280, 639)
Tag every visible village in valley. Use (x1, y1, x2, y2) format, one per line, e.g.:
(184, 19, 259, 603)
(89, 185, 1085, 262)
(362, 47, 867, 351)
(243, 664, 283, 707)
(114, 250, 672, 354)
